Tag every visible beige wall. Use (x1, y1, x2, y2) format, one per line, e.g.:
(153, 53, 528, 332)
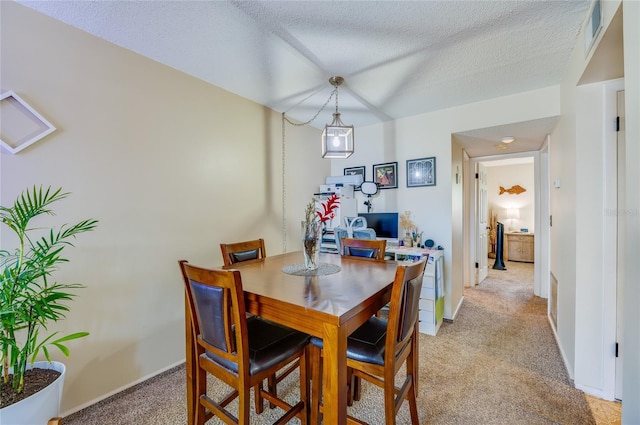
(1, 2, 327, 413)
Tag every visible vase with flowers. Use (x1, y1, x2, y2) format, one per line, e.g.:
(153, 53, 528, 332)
(302, 194, 339, 270)
(400, 210, 419, 248)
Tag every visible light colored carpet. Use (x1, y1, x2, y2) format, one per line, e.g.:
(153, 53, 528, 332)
(63, 260, 594, 424)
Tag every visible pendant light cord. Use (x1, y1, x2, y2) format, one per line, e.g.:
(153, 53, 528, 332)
(282, 87, 337, 127)
(282, 113, 287, 253)
(281, 85, 338, 252)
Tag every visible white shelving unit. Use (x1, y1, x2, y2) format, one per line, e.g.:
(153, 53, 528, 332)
(385, 247, 444, 336)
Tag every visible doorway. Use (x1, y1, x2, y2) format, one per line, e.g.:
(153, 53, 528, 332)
(468, 152, 547, 298)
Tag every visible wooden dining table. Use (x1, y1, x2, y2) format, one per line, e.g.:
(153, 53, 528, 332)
(184, 251, 400, 425)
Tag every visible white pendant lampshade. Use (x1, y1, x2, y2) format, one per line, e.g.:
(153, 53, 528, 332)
(321, 76, 354, 159)
(322, 112, 354, 159)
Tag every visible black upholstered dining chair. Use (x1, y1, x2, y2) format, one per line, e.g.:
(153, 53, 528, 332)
(179, 260, 310, 424)
(342, 237, 388, 322)
(219, 238, 300, 409)
(309, 258, 427, 425)
(220, 238, 266, 267)
(340, 237, 387, 260)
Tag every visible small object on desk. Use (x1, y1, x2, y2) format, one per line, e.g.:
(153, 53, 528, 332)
(425, 239, 435, 248)
(520, 228, 528, 233)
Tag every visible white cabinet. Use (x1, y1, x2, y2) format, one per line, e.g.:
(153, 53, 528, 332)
(385, 247, 444, 336)
(419, 251, 444, 336)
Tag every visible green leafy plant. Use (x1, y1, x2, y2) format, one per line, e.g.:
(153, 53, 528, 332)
(0, 186, 97, 394)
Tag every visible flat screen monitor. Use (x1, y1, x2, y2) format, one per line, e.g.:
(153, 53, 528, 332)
(358, 212, 399, 239)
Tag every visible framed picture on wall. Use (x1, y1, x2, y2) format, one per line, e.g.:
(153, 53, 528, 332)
(373, 162, 398, 189)
(344, 166, 365, 190)
(406, 157, 436, 187)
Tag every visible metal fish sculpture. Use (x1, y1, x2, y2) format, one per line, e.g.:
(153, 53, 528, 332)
(499, 185, 526, 195)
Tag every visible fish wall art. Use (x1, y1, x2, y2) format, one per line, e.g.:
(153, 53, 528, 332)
(499, 185, 526, 195)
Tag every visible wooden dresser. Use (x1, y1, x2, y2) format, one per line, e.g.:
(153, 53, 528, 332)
(505, 232, 534, 262)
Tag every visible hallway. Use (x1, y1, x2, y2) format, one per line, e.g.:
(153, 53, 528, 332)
(480, 259, 621, 425)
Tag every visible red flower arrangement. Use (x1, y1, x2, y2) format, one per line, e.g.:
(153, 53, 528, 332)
(317, 194, 340, 223)
(304, 194, 341, 226)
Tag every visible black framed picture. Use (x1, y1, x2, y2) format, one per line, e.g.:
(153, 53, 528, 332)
(373, 162, 398, 189)
(406, 157, 436, 187)
(344, 166, 365, 190)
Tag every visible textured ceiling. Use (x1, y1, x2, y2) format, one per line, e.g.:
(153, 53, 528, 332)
(18, 0, 590, 157)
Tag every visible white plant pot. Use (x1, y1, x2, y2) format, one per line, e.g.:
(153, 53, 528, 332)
(1, 361, 66, 425)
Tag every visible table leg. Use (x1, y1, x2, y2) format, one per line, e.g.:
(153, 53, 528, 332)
(185, 297, 196, 425)
(321, 323, 348, 425)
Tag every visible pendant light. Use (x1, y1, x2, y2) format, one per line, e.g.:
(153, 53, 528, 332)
(321, 76, 354, 159)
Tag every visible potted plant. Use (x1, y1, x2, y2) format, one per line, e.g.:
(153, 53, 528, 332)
(0, 186, 97, 424)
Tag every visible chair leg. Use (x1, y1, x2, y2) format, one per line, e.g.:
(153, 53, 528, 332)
(254, 382, 264, 414)
(347, 368, 361, 406)
(239, 386, 251, 423)
(195, 368, 207, 425)
(352, 373, 362, 402)
(310, 345, 322, 425)
(407, 376, 419, 425)
(384, 369, 397, 425)
(299, 346, 310, 425)
(267, 374, 277, 409)
(406, 344, 419, 424)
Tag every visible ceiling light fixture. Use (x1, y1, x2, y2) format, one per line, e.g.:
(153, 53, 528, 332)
(321, 76, 354, 159)
(501, 136, 515, 144)
(280, 75, 354, 251)
(282, 75, 354, 159)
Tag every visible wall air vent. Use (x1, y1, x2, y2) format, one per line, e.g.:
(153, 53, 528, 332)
(584, 0, 602, 56)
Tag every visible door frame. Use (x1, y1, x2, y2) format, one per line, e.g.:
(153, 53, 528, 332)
(466, 150, 548, 298)
(475, 161, 489, 285)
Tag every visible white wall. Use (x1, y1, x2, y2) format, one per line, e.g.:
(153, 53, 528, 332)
(551, 0, 639, 404)
(573, 78, 622, 397)
(622, 0, 640, 421)
(333, 86, 560, 321)
(1, 2, 328, 414)
(486, 162, 536, 233)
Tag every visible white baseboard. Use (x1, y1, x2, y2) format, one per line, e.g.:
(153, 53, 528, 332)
(446, 295, 464, 321)
(575, 382, 613, 401)
(548, 315, 573, 380)
(61, 359, 186, 417)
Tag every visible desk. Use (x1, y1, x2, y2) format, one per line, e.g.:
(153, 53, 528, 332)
(185, 251, 399, 425)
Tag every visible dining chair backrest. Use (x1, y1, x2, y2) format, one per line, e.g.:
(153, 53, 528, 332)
(180, 261, 247, 364)
(220, 238, 266, 267)
(387, 258, 427, 351)
(340, 237, 386, 260)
